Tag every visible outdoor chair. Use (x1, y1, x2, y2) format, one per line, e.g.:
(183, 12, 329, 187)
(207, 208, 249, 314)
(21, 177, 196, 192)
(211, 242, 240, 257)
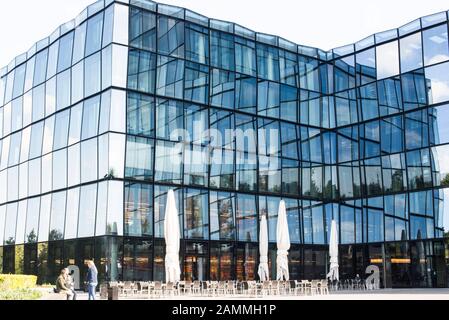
(137, 282, 147, 295)
(354, 279, 365, 291)
(117, 282, 125, 295)
(152, 282, 163, 298)
(259, 281, 269, 296)
(123, 281, 134, 296)
(183, 280, 193, 295)
(226, 281, 236, 295)
(205, 281, 217, 297)
(192, 281, 202, 295)
(240, 281, 249, 295)
(164, 282, 177, 296)
(216, 281, 226, 296)
(310, 280, 320, 295)
(288, 280, 298, 295)
(270, 281, 280, 295)
(320, 280, 329, 295)
(301, 280, 311, 295)
(282, 281, 291, 295)
(247, 281, 258, 297)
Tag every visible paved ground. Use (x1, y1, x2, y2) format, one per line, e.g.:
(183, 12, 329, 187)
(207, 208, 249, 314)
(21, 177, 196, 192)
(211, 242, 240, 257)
(40, 289, 449, 300)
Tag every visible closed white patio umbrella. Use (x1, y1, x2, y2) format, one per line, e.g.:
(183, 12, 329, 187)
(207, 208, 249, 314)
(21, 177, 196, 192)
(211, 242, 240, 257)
(164, 189, 181, 283)
(327, 220, 339, 282)
(258, 215, 269, 282)
(276, 200, 290, 281)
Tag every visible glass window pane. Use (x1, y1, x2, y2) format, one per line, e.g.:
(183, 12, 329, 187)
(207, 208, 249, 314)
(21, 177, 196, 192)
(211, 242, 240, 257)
(157, 16, 184, 58)
(19, 163, 28, 199)
(154, 186, 182, 238)
(12, 64, 26, 99)
(156, 55, 184, 99)
(102, 6, 114, 47)
(107, 181, 124, 236)
(49, 191, 66, 241)
(257, 44, 280, 81)
(53, 110, 70, 150)
(86, 12, 104, 56)
(211, 30, 235, 71)
(4, 203, 18, 245)
(0, 206, 6, 246)
(210, 69, 235, 109)
(78, 184, 97, 238)
(235, 37, 256, 76)
(124, 183, 153, 237)
(128, 49, 156, 94)
(429, 104, 449, 145)
(156, 98, 184, 141)
(42, 116, 55, 155)
(68, 144, 80, 187)
(45, 77, 56, 116)
(84, 52, 101, 97)
(29, 121, 44, 159)
(72, 61, 84, 104)
(33, 49, 48, 86)
(81, 138, 98, 183)
(130, 8, 156, 52)
(127, 92, 154, 137)
(236, 193, 257, 242)
(423, 24, 449, 66)
(426, 62, 449, 104)
(154, 140, 183, 184)
(47, 41, 59, 80)
(368, 209, 384, 242)
(24, 56, 36, 92)
(73, 22, 87, 64)
(376, 41, 399, 79)
(210, 192, 235, 241)
(235, 74, 257, 114)
(25, 198, 40, 243)
(65, 188, 79, 240)
(185, 23, 209, 64)
(58, 31, 74, 73)
(184, 188, 209, 239)
(38, 195, 51, 242)
(68, 103, 82, 145)
(108, 133, 125, 179)
(400, 32, 423, 73)
(125, 136, 154, 181)
(32, 84, 45, 122)
(41, 153, 52, 193)
(81, 96, 100, 140)
(56, 69, 71, 111)
(184, 61, 209, 105)
(53, 149, 67, 190)
(28, 158, 41, 196)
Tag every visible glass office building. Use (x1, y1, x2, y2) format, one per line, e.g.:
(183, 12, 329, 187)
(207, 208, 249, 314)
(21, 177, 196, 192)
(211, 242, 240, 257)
(1, 0, 449, 288)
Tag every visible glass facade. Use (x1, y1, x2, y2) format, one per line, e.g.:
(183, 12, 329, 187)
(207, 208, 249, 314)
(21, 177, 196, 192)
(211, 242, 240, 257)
(1, 0, 449, 288)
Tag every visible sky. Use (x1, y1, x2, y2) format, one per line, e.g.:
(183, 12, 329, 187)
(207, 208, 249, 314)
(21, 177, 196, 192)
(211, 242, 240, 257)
(1, 0, 449, 231)
(1, 0, 449, 68)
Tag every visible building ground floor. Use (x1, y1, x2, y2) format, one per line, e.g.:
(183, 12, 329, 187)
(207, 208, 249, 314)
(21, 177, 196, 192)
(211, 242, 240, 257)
(1, 237, 448, 288)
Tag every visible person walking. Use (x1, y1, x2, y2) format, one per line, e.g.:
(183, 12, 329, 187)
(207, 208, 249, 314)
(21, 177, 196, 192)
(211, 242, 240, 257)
(86, 260, 98, 300)
(56, 269, 74, 300)
(64, 268, 77, 300)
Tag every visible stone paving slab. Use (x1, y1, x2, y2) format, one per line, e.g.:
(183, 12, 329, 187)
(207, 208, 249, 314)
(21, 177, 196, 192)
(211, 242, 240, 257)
(40, 289, 449, 300)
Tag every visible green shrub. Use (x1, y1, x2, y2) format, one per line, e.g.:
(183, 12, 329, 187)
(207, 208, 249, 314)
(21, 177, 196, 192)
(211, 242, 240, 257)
(0, 289, 42, 300)
(0, 275, 38, 291)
